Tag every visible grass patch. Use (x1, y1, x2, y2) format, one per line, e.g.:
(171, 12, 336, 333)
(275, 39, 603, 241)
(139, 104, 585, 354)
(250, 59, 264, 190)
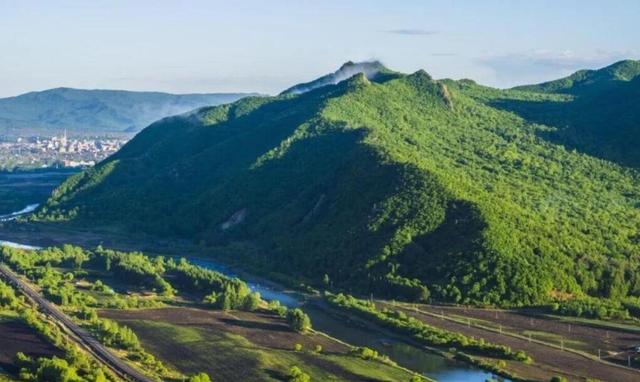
(123, 319, 418, 382)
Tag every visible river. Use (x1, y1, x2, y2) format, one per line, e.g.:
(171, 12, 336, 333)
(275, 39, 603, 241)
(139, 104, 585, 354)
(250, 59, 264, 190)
(0, 201, 507, 382)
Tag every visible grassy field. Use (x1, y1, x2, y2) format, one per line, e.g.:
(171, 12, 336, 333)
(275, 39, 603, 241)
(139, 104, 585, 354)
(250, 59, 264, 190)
(102, 307, 421, 382)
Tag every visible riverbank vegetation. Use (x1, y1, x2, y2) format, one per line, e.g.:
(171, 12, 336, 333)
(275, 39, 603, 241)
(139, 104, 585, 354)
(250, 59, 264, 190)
(327, 293, 532, 363)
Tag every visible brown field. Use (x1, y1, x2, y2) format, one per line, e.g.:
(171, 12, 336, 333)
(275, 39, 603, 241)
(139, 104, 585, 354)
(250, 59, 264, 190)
(101, 307, 415, 382)
(102, 307, 348, 354)
(0, 319, 62, 373)
(385, 303, 640, 382)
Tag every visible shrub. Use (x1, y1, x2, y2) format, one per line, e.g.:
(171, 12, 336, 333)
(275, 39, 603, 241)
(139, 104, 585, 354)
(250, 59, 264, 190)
(286, 308, 312, 333)
(288, 366, 310, 382)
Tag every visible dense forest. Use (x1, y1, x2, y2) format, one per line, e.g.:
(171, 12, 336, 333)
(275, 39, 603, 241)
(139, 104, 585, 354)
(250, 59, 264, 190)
(33, 60, 640, 307)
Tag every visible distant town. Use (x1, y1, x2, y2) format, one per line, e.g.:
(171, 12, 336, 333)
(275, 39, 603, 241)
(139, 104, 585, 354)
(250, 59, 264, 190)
(0, 132, 127, 170)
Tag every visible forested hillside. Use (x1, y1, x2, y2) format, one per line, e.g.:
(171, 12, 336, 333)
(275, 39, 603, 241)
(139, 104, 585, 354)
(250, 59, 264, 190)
(503, 60, 640, 167)
(0, 88, 254, 136)
(34, 62, 640, 307)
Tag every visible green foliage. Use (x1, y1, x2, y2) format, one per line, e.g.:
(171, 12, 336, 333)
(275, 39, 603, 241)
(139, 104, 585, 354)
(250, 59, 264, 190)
(329, 293, 531, 361)
(242, 292, 261, 311)
(34, 61, 640, 306)
(187, 372, 211, 382)
(0, 280, 18, 308)
(286, 309, 312, 333)
(34, 357, 80, 382)
(90, 318, 141, 351)
(168, 258, 251, 309)
(287, 366, 310, 382)
(549, 296, 630, 320)
(268, 300, 288, 317)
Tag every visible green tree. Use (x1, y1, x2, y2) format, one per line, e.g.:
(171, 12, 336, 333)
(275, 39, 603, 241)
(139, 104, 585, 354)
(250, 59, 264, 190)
(188, 372, 212, 382)
(35, 357, 80, 382)
(242, 292, 261, 311)
(286, 308, 311, 333)
(288, 366, 310, 382)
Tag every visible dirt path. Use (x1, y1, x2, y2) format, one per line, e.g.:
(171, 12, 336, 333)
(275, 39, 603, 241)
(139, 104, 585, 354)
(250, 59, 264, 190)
(385, 303, 640, 382)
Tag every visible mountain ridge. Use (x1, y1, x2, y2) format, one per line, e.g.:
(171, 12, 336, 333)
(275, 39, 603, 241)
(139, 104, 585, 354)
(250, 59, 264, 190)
(34, 61, 640, 306)
(512, 59, 640, 94)
(0, 87, 256, 136)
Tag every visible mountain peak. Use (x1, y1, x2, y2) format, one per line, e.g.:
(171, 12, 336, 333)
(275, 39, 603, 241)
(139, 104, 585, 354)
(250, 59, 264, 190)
(281, 60, 388, 95)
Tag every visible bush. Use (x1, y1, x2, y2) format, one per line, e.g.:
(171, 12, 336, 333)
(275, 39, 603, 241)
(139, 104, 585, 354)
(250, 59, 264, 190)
(188, 372, 211, 382)
(287, 366, 310, 382)
(286, 308, 312, 333)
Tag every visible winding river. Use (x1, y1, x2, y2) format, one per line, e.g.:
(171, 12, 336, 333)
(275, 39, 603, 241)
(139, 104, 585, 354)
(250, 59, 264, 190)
(0, 201, 506, 382)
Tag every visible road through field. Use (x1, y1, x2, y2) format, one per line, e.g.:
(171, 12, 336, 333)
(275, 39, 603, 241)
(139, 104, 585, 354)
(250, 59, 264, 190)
(0, 263, 154, 382)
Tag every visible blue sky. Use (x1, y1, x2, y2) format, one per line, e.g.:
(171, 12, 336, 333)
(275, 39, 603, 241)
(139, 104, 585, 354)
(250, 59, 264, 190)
(1, 0, 638, 96)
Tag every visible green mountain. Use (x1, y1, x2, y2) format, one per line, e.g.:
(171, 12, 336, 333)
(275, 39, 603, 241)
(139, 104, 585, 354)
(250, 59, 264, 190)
(501, 60, 640, 167)
(35, 62, 640, 306)
(0, 87, 254, 137)
(513, 59, 640, 94)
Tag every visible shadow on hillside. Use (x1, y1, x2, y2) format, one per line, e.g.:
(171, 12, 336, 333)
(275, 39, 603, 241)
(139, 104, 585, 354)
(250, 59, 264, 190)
(397, 200, 487, 286)
(489, 91, 640, 168)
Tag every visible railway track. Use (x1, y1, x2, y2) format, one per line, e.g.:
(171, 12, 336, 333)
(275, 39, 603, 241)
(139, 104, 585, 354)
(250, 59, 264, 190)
(0, 263, 155, 382)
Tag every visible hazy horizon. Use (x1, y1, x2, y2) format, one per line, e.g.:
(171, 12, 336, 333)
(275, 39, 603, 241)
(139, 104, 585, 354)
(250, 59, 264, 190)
(1, 0, 639, 97)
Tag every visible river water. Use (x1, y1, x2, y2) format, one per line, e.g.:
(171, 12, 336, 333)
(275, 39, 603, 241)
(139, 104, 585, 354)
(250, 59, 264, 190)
(0, 201, 507, 382)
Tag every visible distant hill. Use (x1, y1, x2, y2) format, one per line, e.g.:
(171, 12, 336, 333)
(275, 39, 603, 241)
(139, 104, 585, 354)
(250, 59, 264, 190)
(0, 88, 255, 137)
(491, 59, 640, 167)
(513, 59, 640, 94)
(35, 61, 640, 306)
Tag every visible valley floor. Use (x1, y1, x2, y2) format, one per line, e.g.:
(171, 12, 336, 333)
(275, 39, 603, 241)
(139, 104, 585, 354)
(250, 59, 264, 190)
(2, 221, 640, 381)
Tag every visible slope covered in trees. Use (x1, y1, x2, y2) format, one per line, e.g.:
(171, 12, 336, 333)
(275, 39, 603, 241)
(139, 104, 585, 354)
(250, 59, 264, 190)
(34, 62, 640, 306)
(495, 60, 640, 167)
